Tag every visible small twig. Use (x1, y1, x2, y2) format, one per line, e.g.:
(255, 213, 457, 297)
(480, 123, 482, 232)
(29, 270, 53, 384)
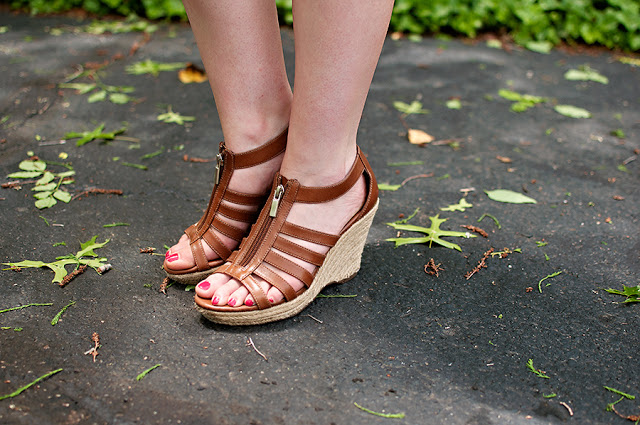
(59, 265, 87, 287)
(461, 225, 488, 238)
(424, 258, 444, 277)
(159, 277, 170, 295)
(72, 188, 123, 201)
(305, 314, 323, 324)
(84, 332, 100, 362)
(400, 173, 434, 186)
(38, 140, 67, 146)
(559, 402, 574, 417)
(246, 337, 268, 362)
(465, 248, 494, 280)
(139, 247, 156, 254)
(182, 154, 215, 163)
(610, 403, 640, 422)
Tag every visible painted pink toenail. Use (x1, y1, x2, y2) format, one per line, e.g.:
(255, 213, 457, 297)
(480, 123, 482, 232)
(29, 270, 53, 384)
(212, 296, 219, 305)
(228, 298, 236, 307)
(166, 253, 179, 262)
(245, 299, 254, 307)
(197, 281, 210, 291)
(165, 251, 172, 259)
(268, 298, 274, 304)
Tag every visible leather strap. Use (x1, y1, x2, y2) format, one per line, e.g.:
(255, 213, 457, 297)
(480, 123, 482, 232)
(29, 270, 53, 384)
(208, 146, 379, 309)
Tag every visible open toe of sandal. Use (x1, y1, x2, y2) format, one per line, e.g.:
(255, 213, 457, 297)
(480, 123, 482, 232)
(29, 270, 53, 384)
(164, 128, 287, 285)
(195, 146, 379, 325)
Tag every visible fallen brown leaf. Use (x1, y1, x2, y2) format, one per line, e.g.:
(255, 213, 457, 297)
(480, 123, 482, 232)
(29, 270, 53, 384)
(178, 63, 208, 84)
(496, 156, 512, 163)
(408, 129, 434, 145)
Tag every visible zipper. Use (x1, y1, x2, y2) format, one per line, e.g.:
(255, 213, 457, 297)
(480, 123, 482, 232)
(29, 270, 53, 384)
(214, 152, 224, 185)
(240, 179, 284, 267)
(269, 184, 284, 217)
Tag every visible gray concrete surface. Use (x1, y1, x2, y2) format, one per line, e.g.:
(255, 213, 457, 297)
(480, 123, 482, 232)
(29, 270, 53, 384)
(1, 10, 639, 425)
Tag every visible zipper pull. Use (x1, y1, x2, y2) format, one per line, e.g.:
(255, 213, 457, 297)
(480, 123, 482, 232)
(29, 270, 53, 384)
(214, 152, 224, 185)
(269, 184, 284, 217)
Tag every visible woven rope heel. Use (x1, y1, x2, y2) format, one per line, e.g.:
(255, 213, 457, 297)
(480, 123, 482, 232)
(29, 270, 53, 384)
(195, 147, 379, 325)
(164, 128, 287, 285)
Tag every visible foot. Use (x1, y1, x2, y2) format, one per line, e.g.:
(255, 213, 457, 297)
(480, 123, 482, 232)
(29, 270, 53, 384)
(164, 148, 284, 272)
(194, 172, 367, 307)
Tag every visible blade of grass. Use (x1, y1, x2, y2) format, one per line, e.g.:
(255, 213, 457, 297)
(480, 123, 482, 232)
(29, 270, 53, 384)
(0, 303, 53, 314)
(354, 402, 405, 419)
(0, 368, 63, 401)
(136, 364, 161, 381)
(51, 301, 75, 326)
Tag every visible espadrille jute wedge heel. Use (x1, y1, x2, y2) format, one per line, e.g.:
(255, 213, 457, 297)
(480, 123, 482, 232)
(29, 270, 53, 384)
(163, 128, 287, 285)
(194, 147, 379, 325)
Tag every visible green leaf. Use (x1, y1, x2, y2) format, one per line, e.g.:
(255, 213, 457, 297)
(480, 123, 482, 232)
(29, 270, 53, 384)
(386, 214, 476, 251)
(35, 197, 57, 209)
(157, 108, 196, 125)
(564, 66, 608, 84)
(605, 285, 640, 303)
(527, 358, 550, 378)
(525, 41, 552, 54)
(126, 59, 186, 76)
(440, 198, 473, 212)
(108, 93, 134, 104)
(36, 171, 55, 185)
(33, 191, 53, 199)
(554, 105, 592, 119)
(7, 171, 43, 179)
(53, 190, 72, 203)
(485, 189, 537, 204)
(393, 100, 429, 115)
(87, 90, 107, 103)
(32, 182, 57, 191)
(76, 235, 110, 258)
(19, 160, 47, 172)
(446, 99, 462, 109)
(58, 82, 97, 94)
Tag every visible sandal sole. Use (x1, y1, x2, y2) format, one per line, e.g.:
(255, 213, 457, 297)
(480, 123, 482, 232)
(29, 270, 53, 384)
(165, 267, 220, 285)
(196, 199, 379, 325)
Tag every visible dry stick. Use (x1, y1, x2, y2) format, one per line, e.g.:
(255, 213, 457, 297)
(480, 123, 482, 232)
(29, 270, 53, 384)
(305, 314, 323, 324)
(159, 277, 170, 295)
(461, 225, 489, 238)
(84, 332, 100, 362)
(424, 258, 444, 277)
(401, 173, 434, 186)
(559, 402, 574, 417)
(139, 247, 156, 254)
(183, 154, 215, 163)
(72, 188, 123, 201)
(59, 265, 87, 287)
(465, 248, 494, 280)
(610, 403, 640, 422)
(246, 337, 268, 362)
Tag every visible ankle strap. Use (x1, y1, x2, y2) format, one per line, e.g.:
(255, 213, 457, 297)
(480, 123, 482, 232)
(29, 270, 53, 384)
(232, 127, 288, 169)
(291, 147, 367, 203)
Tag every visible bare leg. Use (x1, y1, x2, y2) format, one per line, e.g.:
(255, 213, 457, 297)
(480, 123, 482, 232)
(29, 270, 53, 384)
(166, 0, 292, 270)
(197, 0, 394, 306)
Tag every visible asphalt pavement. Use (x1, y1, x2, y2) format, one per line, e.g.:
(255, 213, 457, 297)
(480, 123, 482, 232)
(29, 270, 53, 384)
(1, 10, 639, 425)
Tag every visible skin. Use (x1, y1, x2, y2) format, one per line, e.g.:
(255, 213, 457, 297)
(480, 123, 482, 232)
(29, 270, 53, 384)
(168, 0, 394, 307)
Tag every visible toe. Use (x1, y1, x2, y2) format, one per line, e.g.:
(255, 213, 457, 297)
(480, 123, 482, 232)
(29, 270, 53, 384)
(195, 273, 228, 299)
(229, 286, 250, 307)
(211, 278, 243, 306)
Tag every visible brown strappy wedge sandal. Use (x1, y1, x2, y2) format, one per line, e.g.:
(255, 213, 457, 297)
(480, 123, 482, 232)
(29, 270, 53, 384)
(194, 147, 379, 325)
(163, 128, 287, 285)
